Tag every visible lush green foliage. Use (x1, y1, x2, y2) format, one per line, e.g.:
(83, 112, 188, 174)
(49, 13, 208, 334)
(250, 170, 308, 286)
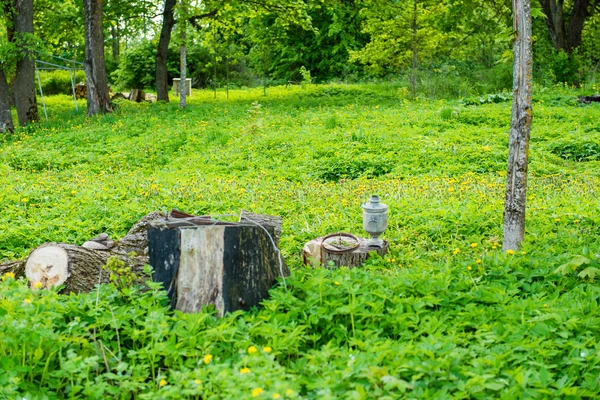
(1, 84, 600, 398)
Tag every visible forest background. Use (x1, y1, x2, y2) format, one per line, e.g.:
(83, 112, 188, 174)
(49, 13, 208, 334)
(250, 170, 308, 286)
(1, 0, 598, 104)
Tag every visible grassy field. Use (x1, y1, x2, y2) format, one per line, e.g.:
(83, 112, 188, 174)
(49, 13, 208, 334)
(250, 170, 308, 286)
(1, 84, 600, 398)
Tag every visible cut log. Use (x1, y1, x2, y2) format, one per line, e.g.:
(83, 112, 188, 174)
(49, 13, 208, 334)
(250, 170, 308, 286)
(112, 211, 166, 256)
(149, 218, 289, 316)
(26, 243, 110, 292)
(579, 95, 600, 104)
(0, 259, 25, 278)
(22, 211, 165, 292)
(303, 235, 389, 269)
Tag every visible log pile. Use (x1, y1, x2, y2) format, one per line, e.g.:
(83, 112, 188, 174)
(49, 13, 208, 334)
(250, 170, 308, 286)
(75, 82, 87, 99)
(0, 212, 166, 292)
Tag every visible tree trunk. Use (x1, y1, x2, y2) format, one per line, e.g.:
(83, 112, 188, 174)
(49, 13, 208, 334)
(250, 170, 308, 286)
(539, 0, 592, 53)
(503, 0, 533, 251)
(83, 0, 112, 115)
(156, 0, 176, 102)
(179, 0, 187, 109)
(0, 69, 14, 133)
(111, 23, 120, 61)
(409, 0, 418, 100)
(12, 0, 39, 126)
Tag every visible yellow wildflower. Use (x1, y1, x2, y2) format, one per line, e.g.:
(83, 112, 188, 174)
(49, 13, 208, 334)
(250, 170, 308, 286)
(159, 379, 167, 387)
(240, 367, 251, 374)
(273, 394, 281, 399)
(470, 243, 477, 248)
(476, 259, 481, 264)
(452, 249, 460, 255)
(263, 346, 272, 353)
(248, 346, 257, 354)
(467, 266, 472, 271)
(252, 388, 264, 397)
(285, 389, 294, 395)
(334, 281, 340, 285)
(3, 272, 15, 280)
(24, 298, 32, 304)
(203, 354, 213, 364)
(195, 379, 201, 384)
(506, 249, 515, 255)
(34, 282, 43, 289)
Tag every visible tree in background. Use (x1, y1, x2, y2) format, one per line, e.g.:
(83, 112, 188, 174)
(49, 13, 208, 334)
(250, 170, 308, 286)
(10, 0, 39, 126)
(503, 0, 533, 250)
(539, 0, 598, 55)
(82, 0, 111, 115)
(156, 0, 176, 101)
(0, 8, 15, 133)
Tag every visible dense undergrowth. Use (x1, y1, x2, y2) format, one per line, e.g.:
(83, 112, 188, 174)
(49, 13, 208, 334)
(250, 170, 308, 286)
(1, 83, 600, 398)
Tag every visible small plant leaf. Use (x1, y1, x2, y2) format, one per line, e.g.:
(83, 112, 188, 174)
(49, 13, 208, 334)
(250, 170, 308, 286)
(578, 267, 600, 281)
(553, 256, 590, 275)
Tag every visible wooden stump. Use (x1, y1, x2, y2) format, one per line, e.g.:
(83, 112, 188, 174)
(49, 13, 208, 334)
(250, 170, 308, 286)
(303, 234, 389, 269)
(128, 89, 146, 103)
(149, 218, 289, 316)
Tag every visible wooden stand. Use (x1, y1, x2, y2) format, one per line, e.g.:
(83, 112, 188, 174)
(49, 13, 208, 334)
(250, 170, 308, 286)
(149, 215, 288, 316)
(303, 235, 389, 269)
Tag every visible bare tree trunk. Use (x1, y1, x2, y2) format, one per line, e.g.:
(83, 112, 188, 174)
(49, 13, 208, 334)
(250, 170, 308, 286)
(0, 69, 14, 133)
(409, 0, 418, 100)
(156, 0, 176, 102)
(12, 0, 39, 126)
(503, 0, 533, 251)
(179, 0, 187, 109)
(82, 0, 112, 116)
(539, 0, 593, 53)
(111, 23, 120, 61)
(226, 40, 230, 100)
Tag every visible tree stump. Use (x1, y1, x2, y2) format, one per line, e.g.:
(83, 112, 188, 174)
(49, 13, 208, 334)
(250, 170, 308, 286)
(148, 218, 289, 316)
(128, 89, 146, 103)
(303, 234, 389, 269)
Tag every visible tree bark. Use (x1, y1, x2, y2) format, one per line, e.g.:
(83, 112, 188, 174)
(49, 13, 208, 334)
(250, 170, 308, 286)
(111, 23, 120, 61)
(156, 0, 176, 102)
(12, 0, 39, 126)
(0, 69, 14, 133)
(503, 0, 533, 251)
(82, 0, 112, 115)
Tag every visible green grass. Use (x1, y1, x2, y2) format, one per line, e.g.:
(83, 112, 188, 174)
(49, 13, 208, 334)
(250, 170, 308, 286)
(1, 83, 600, 398)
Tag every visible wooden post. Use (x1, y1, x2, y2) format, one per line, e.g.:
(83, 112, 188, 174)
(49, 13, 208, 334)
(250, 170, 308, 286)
(503, 0, 533, 251)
